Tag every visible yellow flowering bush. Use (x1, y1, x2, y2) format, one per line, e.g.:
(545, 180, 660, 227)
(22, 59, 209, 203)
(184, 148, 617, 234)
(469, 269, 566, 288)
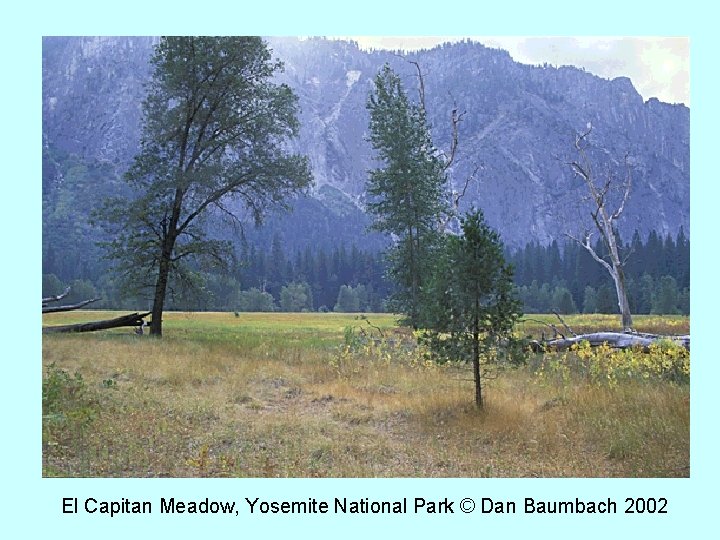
(331, 331, 439, 379)
(536, 339, 689, 387)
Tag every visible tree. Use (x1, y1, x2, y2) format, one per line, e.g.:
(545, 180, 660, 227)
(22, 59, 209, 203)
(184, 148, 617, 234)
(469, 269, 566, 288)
(334, 285, 361, 313)
(636, 273, 655, 314)
(97, 37, 312, 335)
(280, 282, 313, 312)
(652, 275, 679, 314)
(582, 285, 598, 313)
(567, 127, 634, 330)
(366, 64, 447, 328)
(422, 210, 521, 408)
(595, 285, 617, 314)
(237, 288, 276, 312)
(551, 286, 577, 314)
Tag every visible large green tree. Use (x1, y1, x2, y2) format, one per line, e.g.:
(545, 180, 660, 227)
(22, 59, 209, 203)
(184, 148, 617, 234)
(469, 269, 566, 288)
(366, 64, 447, 328)
(97, 37, 312, 335)
(422, 210, 521, 408)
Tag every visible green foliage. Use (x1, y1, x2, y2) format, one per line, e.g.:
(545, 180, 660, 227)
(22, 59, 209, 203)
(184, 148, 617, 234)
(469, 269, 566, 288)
(334, 285, 364, 313)
(342, 325, 362, 349)
(64, 279, 99, 305)
(42, 363, 98, 451)
(652, 275, 680, 315)
(95, 37, 312, 334)
(43, 143, 126, 288)
(366, 64, 448, 328)
(43, 363, 88, 416)
(421, 210, 522, 405)
(280, 282, 314, 312)
(237, 288, 276, 312)
(42, 274, 66, 298)
(422, 210, 521, 359)
(551, 286, 577, 314)
(507, 231, 690, 316)
(595, 285, 617, 314)
(582, 285, 598, 313)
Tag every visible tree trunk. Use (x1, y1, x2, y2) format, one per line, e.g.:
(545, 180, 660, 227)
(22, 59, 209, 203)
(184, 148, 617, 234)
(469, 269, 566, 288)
(473, 302, 482, 408)
(615, 271, 633, 331)
(150, 256, 170, 336)
(150, 234, 175, 336)
(602, 214, 633, 331)
(150, 188, 183, 337)
(408, 227, 419, 329)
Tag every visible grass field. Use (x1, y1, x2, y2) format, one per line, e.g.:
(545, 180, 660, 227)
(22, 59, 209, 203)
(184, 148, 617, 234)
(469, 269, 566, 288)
(42, 311, 689, 478)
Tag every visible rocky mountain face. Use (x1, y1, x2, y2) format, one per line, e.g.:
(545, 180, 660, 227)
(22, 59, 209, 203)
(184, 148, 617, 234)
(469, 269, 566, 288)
(42, 36, 689, 252)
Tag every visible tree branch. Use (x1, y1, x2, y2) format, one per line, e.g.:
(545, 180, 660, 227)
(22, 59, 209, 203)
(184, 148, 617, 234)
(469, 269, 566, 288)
(565, 232, 614, 275)
(396, 55, 426, 113)
(442, 95, 466, 171)
(551, 310, 577, 338)
(612, 154, 632, 220)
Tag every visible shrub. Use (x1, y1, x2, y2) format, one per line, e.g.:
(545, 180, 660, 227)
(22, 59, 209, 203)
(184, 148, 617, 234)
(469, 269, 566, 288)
(42, 363, 98, 450)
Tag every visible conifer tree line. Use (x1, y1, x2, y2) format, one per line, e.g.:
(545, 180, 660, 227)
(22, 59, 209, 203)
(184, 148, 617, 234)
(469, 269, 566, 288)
(507, 229, 690, 315)
(42, 225, 689, 316)
(229, 238, 392, 313)
(42, 240, 392, 314)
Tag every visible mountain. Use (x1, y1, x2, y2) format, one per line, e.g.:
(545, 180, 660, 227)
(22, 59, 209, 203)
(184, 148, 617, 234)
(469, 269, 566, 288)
(42, 36, 689, 260)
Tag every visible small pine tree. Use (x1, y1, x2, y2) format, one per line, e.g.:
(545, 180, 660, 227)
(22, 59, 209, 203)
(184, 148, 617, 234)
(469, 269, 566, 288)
(596, 285, 616, 313)
(422, 210, 521, 408)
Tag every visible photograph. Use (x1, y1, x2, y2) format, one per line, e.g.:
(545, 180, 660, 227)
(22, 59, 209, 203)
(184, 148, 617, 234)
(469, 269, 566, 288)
(41, 35, 689, 479)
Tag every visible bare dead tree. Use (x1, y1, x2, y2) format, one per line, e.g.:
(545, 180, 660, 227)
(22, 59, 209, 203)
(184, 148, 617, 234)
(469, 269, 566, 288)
(404, 57, 427, 112)
(567, 126, 633, 331)
(440, 94, 466, 173)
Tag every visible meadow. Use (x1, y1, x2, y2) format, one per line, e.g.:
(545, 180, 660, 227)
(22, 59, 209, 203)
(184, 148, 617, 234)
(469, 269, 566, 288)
(42, 311, 689, 478)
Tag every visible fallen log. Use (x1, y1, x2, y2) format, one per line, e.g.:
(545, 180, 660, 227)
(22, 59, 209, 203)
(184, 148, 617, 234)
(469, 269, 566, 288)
(529, 332, 690, 353)
(42, 297, 101, 313)
(42, 312, 151, 334)
(42, 287, 71, 306)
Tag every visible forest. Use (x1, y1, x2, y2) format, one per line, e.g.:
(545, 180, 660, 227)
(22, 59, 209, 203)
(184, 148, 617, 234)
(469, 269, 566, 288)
(42, 226, 690, 316)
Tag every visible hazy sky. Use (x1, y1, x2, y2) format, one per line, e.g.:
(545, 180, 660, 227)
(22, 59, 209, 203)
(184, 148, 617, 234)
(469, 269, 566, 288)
(341, 36, 689, 106)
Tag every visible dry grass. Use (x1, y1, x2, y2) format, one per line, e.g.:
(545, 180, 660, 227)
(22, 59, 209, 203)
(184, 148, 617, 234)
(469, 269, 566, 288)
(42, 312, 689, 478)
